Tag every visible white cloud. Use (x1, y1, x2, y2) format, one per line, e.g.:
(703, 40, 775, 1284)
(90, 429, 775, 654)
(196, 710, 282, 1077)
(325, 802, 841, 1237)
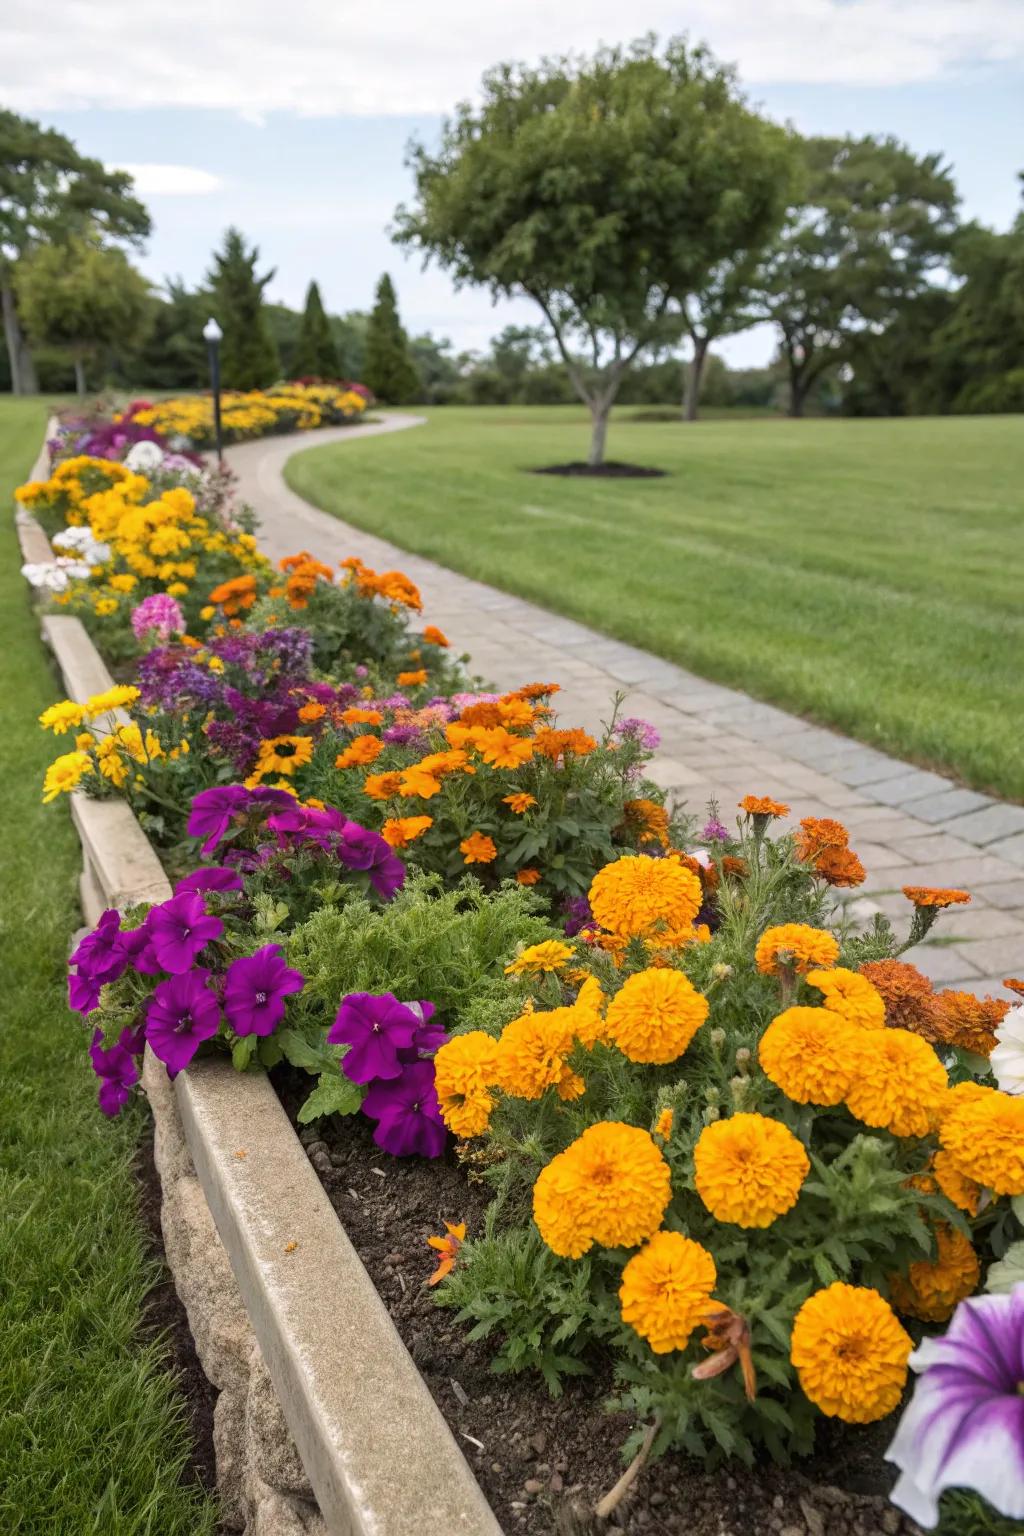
(2, 0, 1022, 116)
(116, 163, 223, 195)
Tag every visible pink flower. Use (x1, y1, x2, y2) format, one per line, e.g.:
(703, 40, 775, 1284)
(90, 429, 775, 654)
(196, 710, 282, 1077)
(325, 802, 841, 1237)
(131, 593, 185, 645)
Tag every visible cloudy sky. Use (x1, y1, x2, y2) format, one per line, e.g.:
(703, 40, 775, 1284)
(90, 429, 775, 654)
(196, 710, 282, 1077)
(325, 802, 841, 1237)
(4, 1, 1023, 366)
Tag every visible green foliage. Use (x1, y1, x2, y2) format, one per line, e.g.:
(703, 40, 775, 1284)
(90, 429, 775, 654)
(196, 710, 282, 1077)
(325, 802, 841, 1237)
(134, 276, 210, 390)
(363, 273, 419, 403)
(291, 280, 341, 379)
(207, 227, 280, 389)
(16, 231, 151, 390)
(930, 208, 1024, 415)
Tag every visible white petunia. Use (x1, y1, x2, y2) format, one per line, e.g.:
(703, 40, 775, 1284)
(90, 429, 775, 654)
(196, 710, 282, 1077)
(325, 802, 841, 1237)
(991, 1004, 1024, 1095)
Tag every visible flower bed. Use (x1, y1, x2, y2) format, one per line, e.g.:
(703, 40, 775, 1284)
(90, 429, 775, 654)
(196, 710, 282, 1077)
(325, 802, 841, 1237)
(15, 414, 1024, 1535)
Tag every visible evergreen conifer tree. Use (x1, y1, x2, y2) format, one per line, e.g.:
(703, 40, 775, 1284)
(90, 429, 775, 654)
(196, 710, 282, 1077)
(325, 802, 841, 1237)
(207, 227, 279, 389)
(291, 280, 340, 378)
(363, 273, 420, 402)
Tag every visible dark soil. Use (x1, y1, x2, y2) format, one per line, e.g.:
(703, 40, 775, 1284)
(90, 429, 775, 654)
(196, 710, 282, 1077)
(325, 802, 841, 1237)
(275, 1072, 923, 1536)
(530, 462, 668, 479)
(136, 1125, 220, 1503)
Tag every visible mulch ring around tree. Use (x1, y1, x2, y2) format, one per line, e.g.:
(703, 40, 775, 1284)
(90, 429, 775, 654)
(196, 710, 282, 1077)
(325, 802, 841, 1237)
(530, 462, 668, 479)
(275, 1071, 923, 1536)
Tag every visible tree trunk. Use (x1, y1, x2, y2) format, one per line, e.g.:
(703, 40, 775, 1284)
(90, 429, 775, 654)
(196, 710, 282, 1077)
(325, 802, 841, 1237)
(74, 358, 86, 396)
(683, 337, 709, 422)
(1, 278, 38, 395)
(788, 375, 806, 418)
(588, 403, 610, 467)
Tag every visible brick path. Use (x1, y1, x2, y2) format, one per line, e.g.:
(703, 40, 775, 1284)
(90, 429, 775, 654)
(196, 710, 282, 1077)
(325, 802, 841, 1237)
(227, 417, 1024, 1000)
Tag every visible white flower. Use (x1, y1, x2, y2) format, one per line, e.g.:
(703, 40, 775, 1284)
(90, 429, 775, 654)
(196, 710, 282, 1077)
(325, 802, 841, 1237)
(687, 848, 712, 869)
(124, 440, 164, 472)
(991, 1004, 1024, 1095)
(51, 527, 111, 565)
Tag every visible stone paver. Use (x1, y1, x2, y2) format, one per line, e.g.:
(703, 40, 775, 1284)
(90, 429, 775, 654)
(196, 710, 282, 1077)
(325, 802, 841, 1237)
(225, 417, 1023, 997)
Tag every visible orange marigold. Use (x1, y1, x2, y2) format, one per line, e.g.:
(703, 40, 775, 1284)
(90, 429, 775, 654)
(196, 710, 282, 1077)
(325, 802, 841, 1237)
(889, 1225, 980, 1323)
(938, 1089, 1024, 1194)
(397, 766, 444, 799)
(932, 1149, 982, 1216)
(534, 727, 597, 760)
(458, 701, 503, 729)
(805, 967, 886, 1030)
(532, 1123, 671, 1258)
(619, 1232, 718, 1354)
(380, 815, 433, 848)
(1004, 978, 1024, 998)
(516, 868, 541, 885)
(589, 855, 702, 947)
(460, 831, 497, 864)
(790, 1284, 912, 1423)
(397, 668, 428, 687)
(496, 1008, 578, 1100)
(433, 1032, 502, 1138)
(814, 847, 867, 887)
(931, 989, 1009, 1056)
(739, 795, 790, 818)
(422, 625, 449, 647)
(902, 886, 971, 909)
(794, 817, 849, 859)
(570, 976, 608, 1048)
(604, 968, 708, 1065)
(334, 734, 383, 769)
(693, 1113, 809, 1228)
(341, 706, 383, 726)
(843, 1027, 948, 1138)
(755, 924, 840, 976)
(503, 792, 537, 814)
(510, 682, 561, 700)
(858, 959, 940, 1036)
(362, 770, 403, 800)
(758, 1006, 861, 1105)
(472, 727, 535, 769)
(622, 798, 671, 848)
(297, 701, 326, 722)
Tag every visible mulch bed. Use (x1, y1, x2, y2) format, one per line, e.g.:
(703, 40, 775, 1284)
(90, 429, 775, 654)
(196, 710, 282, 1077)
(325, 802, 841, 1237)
(530, 462, 667, 479)
(274, 1070, 923, 1536)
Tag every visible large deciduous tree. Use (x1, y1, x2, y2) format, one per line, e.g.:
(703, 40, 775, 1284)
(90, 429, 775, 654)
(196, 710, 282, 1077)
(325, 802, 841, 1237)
(0, 109, 149, 394)
(363, 274, 420, 403)
(758, 135, 959, 417)
(207, 228, 280, 390)
(16, 233, 151, 394)
(395, 36, 795, 465)
(291, 280, 341, 379)
(680, 257, 761, 421)
(928, 205, 1024, 415)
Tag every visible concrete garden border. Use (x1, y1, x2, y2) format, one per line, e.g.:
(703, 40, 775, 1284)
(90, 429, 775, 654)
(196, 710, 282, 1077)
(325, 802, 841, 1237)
(18, 483, 502, 1535)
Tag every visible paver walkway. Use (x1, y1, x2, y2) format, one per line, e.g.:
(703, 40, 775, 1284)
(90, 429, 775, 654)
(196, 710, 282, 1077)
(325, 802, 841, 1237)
(227, 416, 1023, 999)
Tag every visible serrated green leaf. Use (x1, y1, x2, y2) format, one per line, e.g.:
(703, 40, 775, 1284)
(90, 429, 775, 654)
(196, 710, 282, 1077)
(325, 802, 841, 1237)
(295, 1072, 363, 1123)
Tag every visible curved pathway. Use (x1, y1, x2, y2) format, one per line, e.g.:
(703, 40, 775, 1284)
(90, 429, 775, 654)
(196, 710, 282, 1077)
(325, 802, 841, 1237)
(226, 417, 1023, 998)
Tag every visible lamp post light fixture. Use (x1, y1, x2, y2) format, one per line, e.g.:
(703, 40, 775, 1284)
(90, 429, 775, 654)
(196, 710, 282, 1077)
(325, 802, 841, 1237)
(203, 316, 224, 464)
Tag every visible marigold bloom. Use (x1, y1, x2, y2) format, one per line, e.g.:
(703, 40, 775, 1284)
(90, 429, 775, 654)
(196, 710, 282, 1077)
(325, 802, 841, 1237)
(472, 726, 535, 769)
(341, 706, 383, 726)
(380, 815, 433, 848)
(397, 766, 443, 799)
(533, 1123, 671, 1258)
(42, 749, 93, 802)
(426, 1221, 465, 1285)
(844, 1027, 948, 1138)
(255, 734, 314, 776)
(505, 940, 573, 976)
(758, 1006, 861, 1105)
(335, 734, 384, 770)
(516, 868, 541, 885)
(589, 855, 702, 947)
(503, 792, 537, 814)
(397, 668, 428, 687)
(39, 700, 85, 734)
(738, 795, 789, 818)
(902, 886, 971, 909)
(363, 770, 403, 800)
(889, 1226, 980, 1323)
(570, 976, 608, 1048)
(1004, 978, 1024, 998)
(694, 1113, 809, 1228)
(939, 1089, 1024, 1195)
(814, 847, 867, 887)
(298, 701, 326, 722)
(931, 1150, 982, 1216)
(605, 968, 708, 1065)
(496, 1008, 577, 1099)
(805, 967, 886, 1030)
(790, 1283, 912, 1423)
(534, 726, 597, 760)
(622, 798, 671, 847)
(433, 1032, 502, 1138)
(460, 831, 497, 864)
(794, 816, 849, 859)
(755, 923, 840, 976)
(84, 684, 141, 717)
(654, 1107, 674, 1141)
(858, 959, 940, 1036)
(422, 625, 449, 647)
(931, 989, 1009, 1056)
(619, 1232, 718, 1354)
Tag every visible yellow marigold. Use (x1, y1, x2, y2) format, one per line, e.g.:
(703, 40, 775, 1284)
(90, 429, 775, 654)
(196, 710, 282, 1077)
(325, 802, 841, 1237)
(588, 855, 702, 947)
(932, 1149, 982, 1215)
(334, 734, 383, 770)
(790, 1284, 912, 1423)
(505, 940, 574, 976)
(619, 1232, 717, 1354)
(739, 795, 790, 818)
(805, 967, 886, 1030)
(533, 1123, 671, 1258)
(397, 766, 443, 799)
(654, 1107, 674, 1141)
(503, 792, 537, 814)
(902, 886, 971, 909)
(497, 1009, 578, 1100)
(42, 749, 93, 802)
(755, 923, 840, 977)
(571, 975, 608, 1048)
(889, 1226, 980, 1323)
(256, 735, 314, 776)
(938, 1089, 1024, 1195)
(363, 771, 403, 800)
(84, 684, 140, 717)
(433, 1032, 502, 1138)
(622, 797, 671, 848)
(844, 1027, 948, 1139)
(380, 815, 433, 848)
(694, 1113, 809, 1228)
(39, 700, 85, 734)
(460, 831, 497, 865)
(758, 1006, 861, 1105)
(604, 968, 708, 1065)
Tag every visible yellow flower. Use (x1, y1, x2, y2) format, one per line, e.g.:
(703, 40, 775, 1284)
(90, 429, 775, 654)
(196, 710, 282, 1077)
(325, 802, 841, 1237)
(570, 975, 608, 1047)
(533, 1123, 671, 1258)
(844, 1028, 947, 1139)
(805, 967, 886, 1030)
(931, 1149, 982, 1215)
(758, 1006, 861, 1105)
(504, 940, 574, 976)
(433, 1032, 503, 1138)
(200, 605, 215, 620)
(503, 792, 537, 814)
(694, 1113, 809, 1228)
(755, 924, 840, 976)
(94, 597, 119, 616)
(654, 1107, 674, 1141)
(84, 685, 140, 718)
(889, 1226, 980, 1323)
(166, 581, 189, 597)
(108, 573, 137, 593)
(42, 750, 92, 802)
(619, 1231, 717, 1353)
(255, 735, 314, 776)
(496, 1008, 579, 1100)
(604, 968, 708, 1064)
(588, 855, 702, 947)
(39, 700, 85, 734)
(938, 1088, 1024, 1195)
(790, 1283, 912, 1423)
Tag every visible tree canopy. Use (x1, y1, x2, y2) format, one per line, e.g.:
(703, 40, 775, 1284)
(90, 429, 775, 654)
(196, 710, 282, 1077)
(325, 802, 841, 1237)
(207, 227, 279, 390)
(395, 35, 796, 463)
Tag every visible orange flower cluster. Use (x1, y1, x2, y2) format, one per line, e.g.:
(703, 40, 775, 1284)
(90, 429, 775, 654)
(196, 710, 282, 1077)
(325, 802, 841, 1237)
(739, 795, 789, 818)
(902, 886, 971, 909)
(208, 572, 259, 615)
(857, 959, 1008, 1053)
(279, 550, 334, 609)
(794, 817, 866, 888)
(341, 556, 422, 611)
(931, 989, 1010, 1056)
(621, 798, 671, 848)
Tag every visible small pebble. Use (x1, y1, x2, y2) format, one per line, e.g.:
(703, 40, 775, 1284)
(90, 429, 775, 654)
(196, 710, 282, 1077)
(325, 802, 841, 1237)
(523, 1479, 544, 1496)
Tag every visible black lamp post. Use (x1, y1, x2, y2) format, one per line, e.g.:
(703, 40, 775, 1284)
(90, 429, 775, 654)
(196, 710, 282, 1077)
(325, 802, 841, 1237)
(203, 316, 224, 463)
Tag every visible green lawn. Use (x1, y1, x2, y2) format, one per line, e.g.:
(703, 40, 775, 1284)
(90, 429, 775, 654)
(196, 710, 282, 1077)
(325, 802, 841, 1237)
(0, 398, 218, 1534)
(286, 405, 1024, 801)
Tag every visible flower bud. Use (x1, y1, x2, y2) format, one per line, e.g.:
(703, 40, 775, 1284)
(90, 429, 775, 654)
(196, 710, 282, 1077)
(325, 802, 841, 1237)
(712, 962, 733, 980)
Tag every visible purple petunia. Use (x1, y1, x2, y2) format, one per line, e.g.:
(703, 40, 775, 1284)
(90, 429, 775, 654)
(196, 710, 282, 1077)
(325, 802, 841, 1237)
(329, 993, 435, 1084)
(174, 865, 245, 896)
(88, 1028, 141, 1116)
(70, 908, 130, 986)
(886, 1286, 1024, 1528)
(361, 1061, 447, 1158)
(223, 945, 304, 1036)
(336, 821, 405, 901)
(188, 785, 250, 853)
(145, 967, 221, 1075)
(145, 892, 224, 975)
(119, 922, 163, 976)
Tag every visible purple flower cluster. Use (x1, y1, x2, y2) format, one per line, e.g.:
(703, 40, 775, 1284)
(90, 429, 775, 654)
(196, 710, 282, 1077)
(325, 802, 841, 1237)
(701, 817, 730, 843)
(614, 717, 661, 752)
(562, 895, 595, 938)
(131, 593, 185, 644)
(328, 993, 447, 1157)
